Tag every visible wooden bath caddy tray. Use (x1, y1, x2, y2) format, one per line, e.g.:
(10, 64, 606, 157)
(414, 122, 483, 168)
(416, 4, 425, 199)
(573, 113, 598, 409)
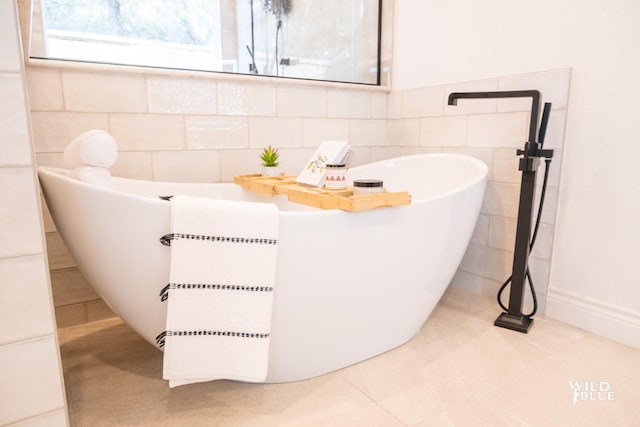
(233, 174, 411, 212)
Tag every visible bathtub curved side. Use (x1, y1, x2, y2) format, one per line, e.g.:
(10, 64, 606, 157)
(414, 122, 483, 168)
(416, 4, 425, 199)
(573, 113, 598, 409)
(38, 153, 487, 383)
(266, 160, 487, 382)
(38, 167, 172, 344)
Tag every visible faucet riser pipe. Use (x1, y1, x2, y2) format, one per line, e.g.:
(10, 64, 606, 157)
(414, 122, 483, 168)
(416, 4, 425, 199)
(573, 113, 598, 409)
(494, 168, 538, 333)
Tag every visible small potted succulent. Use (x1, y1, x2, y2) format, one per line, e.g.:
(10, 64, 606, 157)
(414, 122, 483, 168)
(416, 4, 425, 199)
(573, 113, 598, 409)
(260, 145, 280, 176)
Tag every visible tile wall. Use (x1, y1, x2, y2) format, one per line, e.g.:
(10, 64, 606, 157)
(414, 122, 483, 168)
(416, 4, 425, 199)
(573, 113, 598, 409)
(0, 1, 68, 425)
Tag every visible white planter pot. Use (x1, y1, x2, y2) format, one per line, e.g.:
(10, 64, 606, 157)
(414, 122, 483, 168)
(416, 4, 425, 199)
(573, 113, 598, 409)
(262, 166, 280, 177)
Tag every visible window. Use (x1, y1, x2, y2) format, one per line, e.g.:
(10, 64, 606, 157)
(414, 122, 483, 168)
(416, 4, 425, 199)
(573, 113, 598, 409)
(30, 0, 381, 85)
(32, 0, 230, 72)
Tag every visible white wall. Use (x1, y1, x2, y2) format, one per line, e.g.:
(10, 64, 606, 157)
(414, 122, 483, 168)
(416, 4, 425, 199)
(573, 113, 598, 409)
(392, 0, 640, 348)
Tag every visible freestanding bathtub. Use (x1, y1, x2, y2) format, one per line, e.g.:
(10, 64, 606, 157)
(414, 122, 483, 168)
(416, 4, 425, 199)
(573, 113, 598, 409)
(38, 153, 487, 383)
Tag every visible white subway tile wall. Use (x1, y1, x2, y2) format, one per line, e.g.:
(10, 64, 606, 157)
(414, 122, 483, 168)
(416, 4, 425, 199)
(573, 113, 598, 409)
(327, 89, 372, 118)
(401, 85, 445, 118)
(0, 1, 67, 425)
(0, 168, 44, 258)
(110, 113, 186, 151)
(62, 72, 148, 112)
(185, 116, 249, 150)
(22, 68, 64, 111)
(0, 74, 32, 165)
(0, 1, 21, 71)
(350, 119, 388, 146)
(302, 118, 350, 147)
(0, 255, 55, 346)
(152, 150, 221, 183)
(217, 82, 276, 116)
(248, 117, 304, 148)
(278, 86, 328, 117)
(31, 111, 111, 153)
(387, 118, 421, 146)
(467, 112, 529, 148)
(420, 116, 467, 147)
(147, 77, 217, 115)
(0, 336, 66, 425)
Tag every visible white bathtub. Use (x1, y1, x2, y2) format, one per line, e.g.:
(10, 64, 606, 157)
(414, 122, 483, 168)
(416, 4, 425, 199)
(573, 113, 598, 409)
(38, 153, 487, 383)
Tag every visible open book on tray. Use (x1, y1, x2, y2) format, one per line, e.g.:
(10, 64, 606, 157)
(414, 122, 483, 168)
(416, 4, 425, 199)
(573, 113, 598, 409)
(296, 140, 351, 187)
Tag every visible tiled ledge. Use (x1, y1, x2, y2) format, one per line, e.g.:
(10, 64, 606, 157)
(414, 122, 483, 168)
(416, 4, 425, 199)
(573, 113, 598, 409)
(26, 58, 391, 92)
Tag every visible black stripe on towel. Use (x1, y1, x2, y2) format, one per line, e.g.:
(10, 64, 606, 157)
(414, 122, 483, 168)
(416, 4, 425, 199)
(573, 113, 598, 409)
(159, 284, 171, 301)
(172, 283, 274, 292)
(156, 330, 269, 348)
(167, 330, 269, 338)
(156, 331, 167, 347)
(172, 330, 269, 339)
(160, 233, 277, 246)
(159, 283, 274, 302)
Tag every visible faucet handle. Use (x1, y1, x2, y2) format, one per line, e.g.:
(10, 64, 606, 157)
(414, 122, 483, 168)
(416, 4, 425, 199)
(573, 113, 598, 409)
(516, 146, 554, 160)
(538, 149, 554, 159)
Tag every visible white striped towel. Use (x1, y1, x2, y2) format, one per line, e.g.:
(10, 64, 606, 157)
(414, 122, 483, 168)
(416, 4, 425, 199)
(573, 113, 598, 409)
(162, 195, 279, 387)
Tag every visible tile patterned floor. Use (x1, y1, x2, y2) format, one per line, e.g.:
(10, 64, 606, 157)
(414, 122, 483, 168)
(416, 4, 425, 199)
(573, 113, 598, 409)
(59, 288, 640, 426)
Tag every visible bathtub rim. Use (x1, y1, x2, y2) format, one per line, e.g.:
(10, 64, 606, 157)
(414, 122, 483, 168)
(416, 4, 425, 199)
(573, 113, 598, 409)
(37, 153, 488, 215)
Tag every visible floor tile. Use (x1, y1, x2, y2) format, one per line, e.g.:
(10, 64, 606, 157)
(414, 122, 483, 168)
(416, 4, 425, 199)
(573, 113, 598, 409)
(59, 288, 640, 427)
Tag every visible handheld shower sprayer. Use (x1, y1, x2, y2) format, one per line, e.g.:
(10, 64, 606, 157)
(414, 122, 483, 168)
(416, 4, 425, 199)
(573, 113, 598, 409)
(448, 90, 554, 333)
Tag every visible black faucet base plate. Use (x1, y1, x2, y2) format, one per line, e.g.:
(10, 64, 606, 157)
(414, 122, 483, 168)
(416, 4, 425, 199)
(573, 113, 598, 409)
(494, 312, 533, 333)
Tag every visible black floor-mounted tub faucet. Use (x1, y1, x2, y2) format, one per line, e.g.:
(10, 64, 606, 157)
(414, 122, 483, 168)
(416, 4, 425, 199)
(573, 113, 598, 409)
(448, 90, 554, 333)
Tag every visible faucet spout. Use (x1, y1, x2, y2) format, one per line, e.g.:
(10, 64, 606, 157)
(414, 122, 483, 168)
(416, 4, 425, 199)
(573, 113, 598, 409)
(448, 90, 540, 143)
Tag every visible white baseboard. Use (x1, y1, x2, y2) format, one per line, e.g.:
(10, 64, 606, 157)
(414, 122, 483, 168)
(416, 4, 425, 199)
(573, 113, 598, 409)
(545, 288, 640, 349)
